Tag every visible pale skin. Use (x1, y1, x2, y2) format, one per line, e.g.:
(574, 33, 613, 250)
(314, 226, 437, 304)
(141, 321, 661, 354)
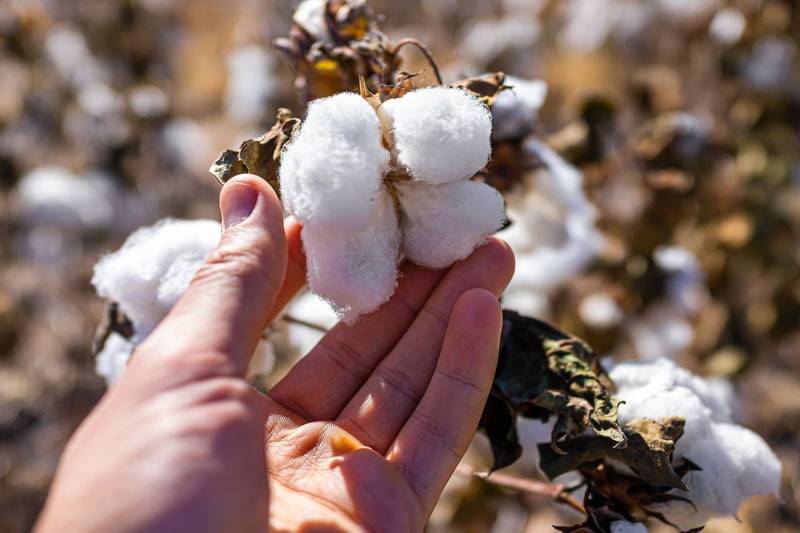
(35, 175, 515, 532)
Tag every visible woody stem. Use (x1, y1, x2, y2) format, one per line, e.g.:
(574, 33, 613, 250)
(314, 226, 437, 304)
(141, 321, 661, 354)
(392, 38, 444, 85)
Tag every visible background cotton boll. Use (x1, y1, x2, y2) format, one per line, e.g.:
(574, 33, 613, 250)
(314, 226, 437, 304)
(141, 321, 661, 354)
(16, 166, 117, 231)
(654, 245, 708, 313)
(491, 77, 548, 141)
(497, 143, 603, 300)
(380, 87, 492, 184)
(225, 45, 278, 125)
(459, 17, 541, 68)
(709, 8, 746, 46)
(292, 0, 331, 42)
(609, 358, 781, 526)
(397, 180, 505, 269)
(578, 293, 623, 329)
(626, 304, 694, 361)
(92, 219, 221, 336)
(280, 93, 388, 233)
(301, 195, 400, 323)
(95, 332, 135, 385)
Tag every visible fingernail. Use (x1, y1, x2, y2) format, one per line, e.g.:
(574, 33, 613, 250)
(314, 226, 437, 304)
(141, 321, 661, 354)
(222, 182, 259, 229)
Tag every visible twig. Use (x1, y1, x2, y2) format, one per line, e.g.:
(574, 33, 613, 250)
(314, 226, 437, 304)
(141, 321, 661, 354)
(392, 38, 443, 85)
(282, 314, 329, 333)
(456, 464, 587, 515)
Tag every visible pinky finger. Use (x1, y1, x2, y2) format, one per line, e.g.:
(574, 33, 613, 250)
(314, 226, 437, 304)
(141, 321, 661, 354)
(385, 288, 502, 516)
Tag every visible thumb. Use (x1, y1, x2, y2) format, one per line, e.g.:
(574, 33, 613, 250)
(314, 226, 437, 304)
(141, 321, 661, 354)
(141, 175, 288, 378)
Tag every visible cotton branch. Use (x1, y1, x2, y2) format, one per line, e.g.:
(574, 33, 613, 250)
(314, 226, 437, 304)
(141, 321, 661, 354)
(455, 464, 587, 515)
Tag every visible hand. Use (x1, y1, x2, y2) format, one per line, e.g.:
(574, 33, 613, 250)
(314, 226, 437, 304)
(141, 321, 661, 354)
(35, 175, 515, 533)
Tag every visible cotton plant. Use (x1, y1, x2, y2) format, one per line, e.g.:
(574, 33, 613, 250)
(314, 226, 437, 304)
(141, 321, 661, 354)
(92, 219, 275, 384)
(279, 87, 505, 322)
(609, 358, 782, 530)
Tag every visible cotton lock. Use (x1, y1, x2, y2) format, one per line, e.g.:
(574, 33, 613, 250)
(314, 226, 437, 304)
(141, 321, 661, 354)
(280, 88, 505, 322)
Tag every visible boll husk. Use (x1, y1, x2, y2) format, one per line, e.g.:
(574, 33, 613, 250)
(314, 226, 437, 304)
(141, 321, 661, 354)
(280, 88, 505, 323)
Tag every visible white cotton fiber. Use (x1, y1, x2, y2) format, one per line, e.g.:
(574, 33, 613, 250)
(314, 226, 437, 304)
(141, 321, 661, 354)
(610, 521, 647, 533)
(95, 332, 136, 385)
(397, 180, 505, 269)
(92, 219, 221, 337)
(609, 358, 782, 527)
(280, 93, 389, 233)
(301, 194, 400, 323)
(499, 142, 602, 293)
(380, 87, 492, 184)
(491, 77, 548, 141)
(292, 0, 331, 41)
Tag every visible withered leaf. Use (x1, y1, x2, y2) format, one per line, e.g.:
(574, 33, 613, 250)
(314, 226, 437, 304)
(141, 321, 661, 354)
(478, 311, 625, 471)
(209, 108, 300, 195)
(451, 72, 508, 107)
(478, 393, 523, 471)
(538, 417, 688, 491)
(92, 302, 134, 357)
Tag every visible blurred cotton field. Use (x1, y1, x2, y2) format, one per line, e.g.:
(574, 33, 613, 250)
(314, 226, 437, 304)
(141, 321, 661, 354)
(1, 0, 799, 532)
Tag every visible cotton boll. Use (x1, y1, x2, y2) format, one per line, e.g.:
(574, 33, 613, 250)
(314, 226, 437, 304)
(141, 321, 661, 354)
(45, 26, 106, 89)
(610, 521, 647, 533)
(16, 166, 118, 230)
(709, 8, 746, 46)
(626, 303, 695, 361)
(293, 0, 331, 42)
(460, 17, 541, 67)
(226, 45, 278, 124)
(380, 88, 492, 184)
(609, 358, 781, 526)
(681, 423, 782, 516)
(162, 119, 213, 173)
(302, 195, 400, 323)
(491, 77, 548, 141)
(654, 245, 708, 313)
(92, 219, 221, 337)
(579, 293, 623, 329)
(656, 0, 719, 21)
(280, 93, 388, 233)
(498, 142, 602, 315)
(397, 180, 505, 269)
(95, 332, 135, 385)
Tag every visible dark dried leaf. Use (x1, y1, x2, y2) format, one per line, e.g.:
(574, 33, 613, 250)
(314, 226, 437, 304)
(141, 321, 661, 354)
(209, 109, 300, 194)
(538, 417, 687, 491)
(478, 393, 522, 471)
(451, 72, 508, 107)
(92, 302, 135, 357)
(478, 311, 625, 471)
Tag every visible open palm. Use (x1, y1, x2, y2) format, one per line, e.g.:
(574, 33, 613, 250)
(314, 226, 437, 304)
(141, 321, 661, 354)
(36, 177, 514, 533)
(265, 241, 513, 531)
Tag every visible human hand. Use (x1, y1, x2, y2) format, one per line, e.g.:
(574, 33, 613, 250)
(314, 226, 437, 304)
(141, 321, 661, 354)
(35, 175, 514, 533)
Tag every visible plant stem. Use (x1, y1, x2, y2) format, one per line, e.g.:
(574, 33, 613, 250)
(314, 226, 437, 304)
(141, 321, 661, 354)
(282, 314, 329, 333)
(455, 464, 587, 515)
(392, 38, 444, 85)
